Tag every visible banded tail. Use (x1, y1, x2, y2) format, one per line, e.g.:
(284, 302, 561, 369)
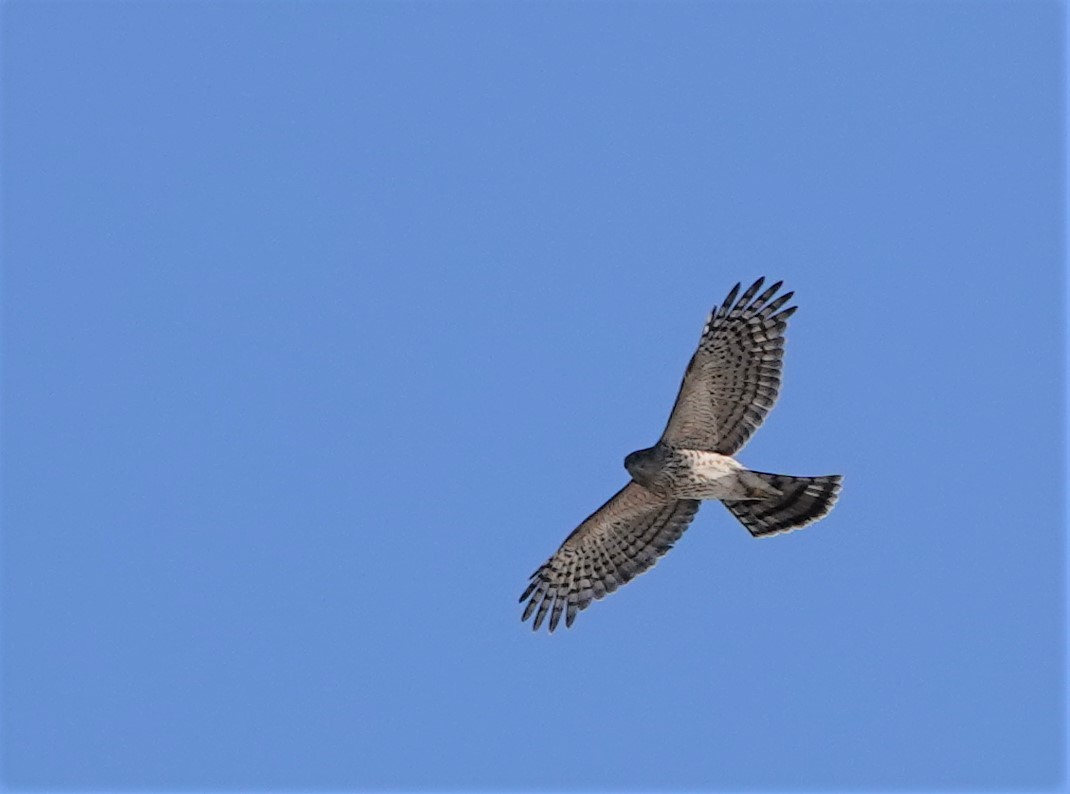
(724, 472, 843, 537)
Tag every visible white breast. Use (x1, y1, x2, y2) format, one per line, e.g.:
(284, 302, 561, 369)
(683, 450, 744, 480)
(669, 449, 750, 500)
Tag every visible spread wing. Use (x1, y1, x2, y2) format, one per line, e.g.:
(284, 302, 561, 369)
(519, 483, 700, 632)
(660, 277, 796, 454)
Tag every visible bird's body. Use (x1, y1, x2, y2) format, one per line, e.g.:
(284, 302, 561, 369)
(520, 278, 843, 632)
(625, 445, 777, 501)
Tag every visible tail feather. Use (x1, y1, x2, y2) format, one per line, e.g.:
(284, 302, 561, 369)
(724, 472, 842, 537)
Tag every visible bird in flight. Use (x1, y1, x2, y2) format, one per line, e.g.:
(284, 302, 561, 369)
(520, 278, 842, 632)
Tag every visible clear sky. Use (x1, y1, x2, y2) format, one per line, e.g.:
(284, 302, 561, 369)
(1, 1, 1064, 791)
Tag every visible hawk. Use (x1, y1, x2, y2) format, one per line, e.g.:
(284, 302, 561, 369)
(520, 278, 842, 632)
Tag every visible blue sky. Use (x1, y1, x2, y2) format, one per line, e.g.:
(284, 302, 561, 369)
(1, 1, 1064, 791)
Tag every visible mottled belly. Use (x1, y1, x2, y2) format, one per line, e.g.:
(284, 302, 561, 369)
(667, 450, 756, 501)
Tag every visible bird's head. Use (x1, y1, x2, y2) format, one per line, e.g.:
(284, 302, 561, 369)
(624, 445, 663, 485)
